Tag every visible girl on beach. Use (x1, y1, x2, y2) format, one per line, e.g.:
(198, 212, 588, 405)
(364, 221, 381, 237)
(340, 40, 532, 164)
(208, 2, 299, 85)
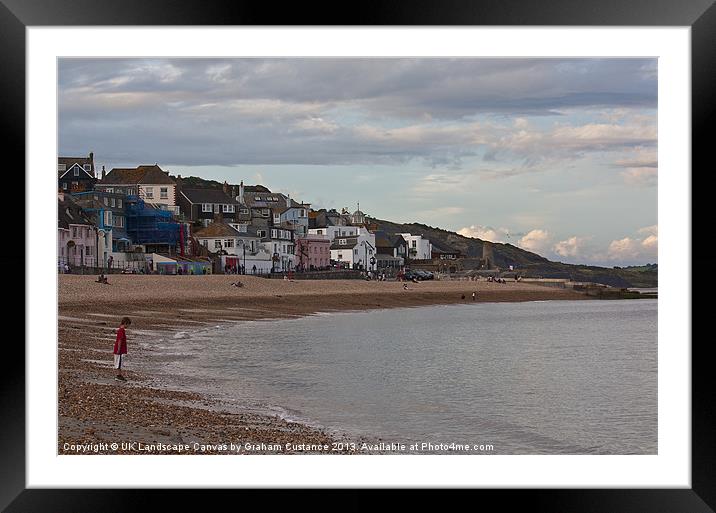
(113, 317, 131, 381)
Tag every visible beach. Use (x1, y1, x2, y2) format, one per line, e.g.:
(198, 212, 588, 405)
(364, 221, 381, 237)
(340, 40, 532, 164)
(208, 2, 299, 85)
(58, 274, 588, 454)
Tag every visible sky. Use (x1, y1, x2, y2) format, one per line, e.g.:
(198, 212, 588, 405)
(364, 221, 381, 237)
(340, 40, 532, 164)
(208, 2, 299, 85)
(58, 58, 658, 267)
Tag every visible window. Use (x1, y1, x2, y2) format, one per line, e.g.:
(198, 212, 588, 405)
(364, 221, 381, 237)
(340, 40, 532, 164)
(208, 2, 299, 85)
(273, 214, 280, 223)
(339, 239, 346, 245)
(106, 188, 113, 193)
(222, 204, 233, 213)
(160, 187, 168, 199)
(214, 240, 222, 249)
(111, 198, 116, 207)
(201, 240, 208, 247)
(58, 164, 66, 172)
(86, 246, 92, 255)
(128, 188, 135, 196)
(257, 230, 266, 238)
(262, 209, 269, 217)
(202, 203, 212, 213)
(84, 164, 91, 172)
(355, 249, 359, 255)
(104, 197, 109, 206)
(225, 239, 234, 248)
(105, 211, 113, 226)
(145, 187, 154, 199)
(118, 199, 122, 208)
(74, 167, 80, 176)
(317, 229, 323, 235)
(238, 224, 247, 233)
(62, 182, 68, 190)
(271, 229, 277, 239)
(72, 227, 78, 238)
(214, 204, 220, 213)
(299, 209, 306, 217)
(412, 240, 417, 248)
(239, 208, 249, 215)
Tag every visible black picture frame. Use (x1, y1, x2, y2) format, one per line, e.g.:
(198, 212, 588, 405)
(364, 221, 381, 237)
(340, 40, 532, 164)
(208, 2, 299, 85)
(6, 0, 710, 510)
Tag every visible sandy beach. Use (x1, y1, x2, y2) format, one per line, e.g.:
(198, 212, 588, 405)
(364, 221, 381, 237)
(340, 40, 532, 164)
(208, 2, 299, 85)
(58, 274, 588, 454)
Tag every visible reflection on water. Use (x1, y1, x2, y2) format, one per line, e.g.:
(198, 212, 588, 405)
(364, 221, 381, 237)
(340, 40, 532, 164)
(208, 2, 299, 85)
(141, 300, 657, 454)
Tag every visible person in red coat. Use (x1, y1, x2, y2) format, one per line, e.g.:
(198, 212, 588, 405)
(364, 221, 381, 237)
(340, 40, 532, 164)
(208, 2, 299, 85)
(113, 317, 132, 381)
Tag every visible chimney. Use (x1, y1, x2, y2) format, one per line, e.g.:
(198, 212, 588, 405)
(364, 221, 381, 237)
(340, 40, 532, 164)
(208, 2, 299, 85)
(176, 174, 182, 192)
(286, 194, 291, 208)
(101, 165, 106, 180)
(239, 180, 244, 204)
(223, 181, 229, 195)
(231, 185, 237, 199)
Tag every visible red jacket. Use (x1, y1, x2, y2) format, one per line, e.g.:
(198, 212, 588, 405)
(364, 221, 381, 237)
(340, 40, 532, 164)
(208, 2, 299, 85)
(113, 326, 127, 355)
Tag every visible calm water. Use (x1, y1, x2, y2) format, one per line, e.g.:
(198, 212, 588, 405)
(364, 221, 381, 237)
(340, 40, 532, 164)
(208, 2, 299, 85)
(142, 300, 657, 454)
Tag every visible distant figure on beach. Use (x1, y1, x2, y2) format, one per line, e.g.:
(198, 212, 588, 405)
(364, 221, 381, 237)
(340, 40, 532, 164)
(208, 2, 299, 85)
(461, 294, 465, 300)
(113, 317, 131, 382)
(252, 264, 257, 275)
(403, 283, 409, 290)
(231, 281, 244, 288)
(64, 263, 71, 274)
(472, 291, 476, 301)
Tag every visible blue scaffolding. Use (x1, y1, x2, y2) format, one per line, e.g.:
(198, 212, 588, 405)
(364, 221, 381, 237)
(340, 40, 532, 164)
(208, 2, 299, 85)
(125, 196, 180, 246)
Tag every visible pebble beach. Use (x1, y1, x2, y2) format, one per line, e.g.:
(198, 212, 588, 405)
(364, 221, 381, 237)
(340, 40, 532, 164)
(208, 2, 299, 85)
(57, 274, 588, 455)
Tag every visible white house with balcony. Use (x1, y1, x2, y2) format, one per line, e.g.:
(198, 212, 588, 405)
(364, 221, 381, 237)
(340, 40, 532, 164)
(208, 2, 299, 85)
(399, 233, 433, 261)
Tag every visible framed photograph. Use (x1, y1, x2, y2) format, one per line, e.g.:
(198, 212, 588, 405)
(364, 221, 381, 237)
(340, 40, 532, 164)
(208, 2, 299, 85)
(7, 0, 711, 510)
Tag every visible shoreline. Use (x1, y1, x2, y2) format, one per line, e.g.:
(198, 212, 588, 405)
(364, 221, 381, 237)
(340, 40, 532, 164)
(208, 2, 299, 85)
(58, 274, 591, 455)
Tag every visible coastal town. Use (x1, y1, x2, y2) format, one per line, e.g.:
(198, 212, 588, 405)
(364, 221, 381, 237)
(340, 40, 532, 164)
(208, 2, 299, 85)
(59, 152, 458, 280)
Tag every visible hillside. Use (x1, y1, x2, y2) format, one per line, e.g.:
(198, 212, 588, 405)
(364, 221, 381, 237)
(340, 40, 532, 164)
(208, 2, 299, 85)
(371, 218, 658, 288)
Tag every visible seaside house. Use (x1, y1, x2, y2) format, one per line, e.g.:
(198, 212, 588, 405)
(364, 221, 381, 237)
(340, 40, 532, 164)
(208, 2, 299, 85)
(400, 233, 433, 261)
(57, 192, 98, 269)
(58, 153, 97, 193)
(294, 234, 331, 271)
(177, 184, 241, 226)
(97, 164, 179, 215)
(72, 190, 131, 267)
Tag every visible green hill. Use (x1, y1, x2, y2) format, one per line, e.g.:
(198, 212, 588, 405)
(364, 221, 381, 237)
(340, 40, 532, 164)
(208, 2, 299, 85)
(371, 218, 657, 288)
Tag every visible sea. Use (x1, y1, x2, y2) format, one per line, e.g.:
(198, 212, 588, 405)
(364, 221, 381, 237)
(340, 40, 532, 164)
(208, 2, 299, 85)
(140, 299, 657, 454)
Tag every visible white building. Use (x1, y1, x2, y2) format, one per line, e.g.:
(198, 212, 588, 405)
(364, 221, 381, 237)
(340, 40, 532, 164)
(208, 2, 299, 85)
(400, 233, 433, 260)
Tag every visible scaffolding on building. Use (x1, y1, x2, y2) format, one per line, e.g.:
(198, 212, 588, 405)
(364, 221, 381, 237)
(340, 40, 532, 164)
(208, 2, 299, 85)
(125, 196, 180, 246)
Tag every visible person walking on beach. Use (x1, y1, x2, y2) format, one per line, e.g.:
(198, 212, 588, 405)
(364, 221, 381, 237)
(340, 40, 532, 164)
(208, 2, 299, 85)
(113, 317, 131, 381)
(472, 291, 477, 301)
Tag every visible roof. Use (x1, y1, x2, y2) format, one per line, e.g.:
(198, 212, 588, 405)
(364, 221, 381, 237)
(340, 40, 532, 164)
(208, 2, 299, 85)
(58, 156, 94, 177)
(193, 222, 242, 238)
(330, 238, 359, 250)
(100, 165, 176, 185)
(58, 195, 94, 229)
(180, 188, 239, 205)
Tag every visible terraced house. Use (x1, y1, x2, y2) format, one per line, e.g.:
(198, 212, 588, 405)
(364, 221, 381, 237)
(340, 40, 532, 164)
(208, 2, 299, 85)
(58, 152, 97, 192)
(97, 164, 178, 215)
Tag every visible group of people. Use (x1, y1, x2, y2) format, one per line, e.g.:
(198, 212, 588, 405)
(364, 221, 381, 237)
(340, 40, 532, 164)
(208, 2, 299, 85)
(487, 276, 508, 284)
(224, 263, 245, 275)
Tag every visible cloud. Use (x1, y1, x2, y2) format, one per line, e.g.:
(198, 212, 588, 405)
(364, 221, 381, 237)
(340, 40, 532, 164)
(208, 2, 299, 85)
(553, 236, 587, 258)
(518, 229, 551, 253)
(457, 225, 512, 243)
(59, 58, 657, 170)
(621, 167, 658, 186)
(606, 225, 658, 262)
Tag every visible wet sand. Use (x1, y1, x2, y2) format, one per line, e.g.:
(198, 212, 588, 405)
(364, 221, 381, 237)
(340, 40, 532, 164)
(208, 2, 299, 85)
(58, 274, 588, 454)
